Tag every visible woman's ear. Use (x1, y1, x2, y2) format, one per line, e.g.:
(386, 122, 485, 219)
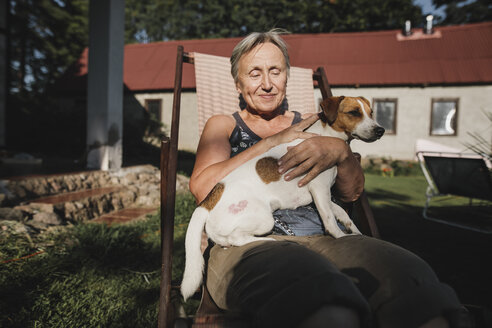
(235, 81, 242, 94)
(320, 96, 345, 125)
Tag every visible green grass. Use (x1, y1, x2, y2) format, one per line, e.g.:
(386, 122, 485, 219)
(0, 192, 197, 328)
(366, 172, 473, 207)
(1, 174, 491, 327)
(365, 172, 490, 232)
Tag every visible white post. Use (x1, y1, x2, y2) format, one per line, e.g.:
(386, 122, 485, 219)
(86, 0, 125, 170)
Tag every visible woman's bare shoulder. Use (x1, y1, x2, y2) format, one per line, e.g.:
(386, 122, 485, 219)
(199, 114, 237, 142)
(204, 114, 236, 130)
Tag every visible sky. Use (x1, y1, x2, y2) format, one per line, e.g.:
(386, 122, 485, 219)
(413, 0, 446, 17)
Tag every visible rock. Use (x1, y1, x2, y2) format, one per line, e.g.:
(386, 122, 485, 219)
(28, 203, 55, 213)
(176, 174, 190, 193)
(117, 190, 135, 208)
(0, 207, 25, 221)
(64, 176, 76, 191)
(1, 164, 177, 232)
(32, 180, 49, 196)
(48, 179, 62, 193)
(31, 212, 63, 226)
(136, 195, 154, 207)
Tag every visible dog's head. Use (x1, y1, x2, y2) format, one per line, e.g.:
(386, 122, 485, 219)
(320, 96, 385, 142)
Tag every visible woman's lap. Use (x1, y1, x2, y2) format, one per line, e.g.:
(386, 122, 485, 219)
(206, 234, 462, 328)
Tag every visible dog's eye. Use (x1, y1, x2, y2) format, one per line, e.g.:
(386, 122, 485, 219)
(348, 110, 361, 117)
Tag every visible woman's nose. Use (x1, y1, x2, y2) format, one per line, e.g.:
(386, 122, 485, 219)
(261, 74, 272, 90)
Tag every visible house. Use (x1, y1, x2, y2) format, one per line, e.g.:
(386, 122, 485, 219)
(58, 22, 492, 160)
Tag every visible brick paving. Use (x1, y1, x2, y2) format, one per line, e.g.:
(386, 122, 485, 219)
(92, 207, 158, 225)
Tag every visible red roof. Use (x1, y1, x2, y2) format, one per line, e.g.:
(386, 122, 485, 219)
(65, 22, 492, 92)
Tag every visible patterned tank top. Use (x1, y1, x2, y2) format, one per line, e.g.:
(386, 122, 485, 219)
(229, 111, 325, 236)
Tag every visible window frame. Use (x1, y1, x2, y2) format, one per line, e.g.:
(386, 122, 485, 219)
(429, 98, 459, 136)
(372, 98, 398, 135)
(144, 98, 163, 122)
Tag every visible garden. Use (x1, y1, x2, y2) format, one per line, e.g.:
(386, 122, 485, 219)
(1, 165, 491, 327)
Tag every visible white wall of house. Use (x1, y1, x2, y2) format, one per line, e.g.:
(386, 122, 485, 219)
(133, 85, 492, 160)
(134, 91, 199, 153)
(330, 85, 492, 160)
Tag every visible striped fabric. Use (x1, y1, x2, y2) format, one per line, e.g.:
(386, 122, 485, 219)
(194, 52, 317, 136)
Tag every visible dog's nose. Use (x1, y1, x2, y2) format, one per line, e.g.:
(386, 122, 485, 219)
(375, 126, 385, 138)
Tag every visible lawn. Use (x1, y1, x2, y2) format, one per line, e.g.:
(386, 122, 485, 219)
(1, 173, 490, 327)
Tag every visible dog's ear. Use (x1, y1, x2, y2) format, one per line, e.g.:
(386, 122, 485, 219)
(359, 96, 371, 107)
(320, 96, 344, 125)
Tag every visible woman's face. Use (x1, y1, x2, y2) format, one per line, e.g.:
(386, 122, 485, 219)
(235, 42, 288, 116)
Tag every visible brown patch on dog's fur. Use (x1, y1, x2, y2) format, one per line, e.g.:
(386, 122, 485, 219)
(256, 157, 281, 184)
(320, 96, 344, 125)
(200, 183, 225, 211)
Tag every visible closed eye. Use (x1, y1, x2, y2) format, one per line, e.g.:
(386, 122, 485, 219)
(348, 110, 362, 117)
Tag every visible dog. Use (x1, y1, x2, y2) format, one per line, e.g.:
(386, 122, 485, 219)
(181, 96, 385, 300)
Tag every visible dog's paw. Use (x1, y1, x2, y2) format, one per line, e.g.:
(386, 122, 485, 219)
(326, 229, 346, 239)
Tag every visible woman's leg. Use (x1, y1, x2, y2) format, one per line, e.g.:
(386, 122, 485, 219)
(206, 239, 371, 328)
(297, 235, 462, 328)
(298, 305, 360, 328)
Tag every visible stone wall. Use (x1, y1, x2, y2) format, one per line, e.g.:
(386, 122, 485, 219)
(0, 165, 190, 234)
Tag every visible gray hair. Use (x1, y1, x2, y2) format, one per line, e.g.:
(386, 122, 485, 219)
(230, 29, 291, 83)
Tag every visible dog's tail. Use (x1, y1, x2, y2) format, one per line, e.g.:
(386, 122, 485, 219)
(181, 206, 208, 301)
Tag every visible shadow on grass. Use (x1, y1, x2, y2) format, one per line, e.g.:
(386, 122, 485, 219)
(366, 187, 413, 202)
(370, 201, 492, 310)
(0, 223, 159, 327)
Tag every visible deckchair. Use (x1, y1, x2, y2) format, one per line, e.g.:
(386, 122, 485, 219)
(416, 151, 492, 233)
(158, 46, 380, 328)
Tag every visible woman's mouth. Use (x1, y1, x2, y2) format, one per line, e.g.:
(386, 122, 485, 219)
(259, 94, 276, 99)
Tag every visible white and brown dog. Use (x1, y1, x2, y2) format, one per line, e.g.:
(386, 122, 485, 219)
(181, 96, 384, 300)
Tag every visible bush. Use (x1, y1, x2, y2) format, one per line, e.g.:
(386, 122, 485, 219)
(362, 157, 422, 177)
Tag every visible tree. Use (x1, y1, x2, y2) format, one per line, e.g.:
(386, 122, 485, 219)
(7, 0, 89, 155)
(9, 0, 88, 95)
(124, 0, 424, 43)
(432, 0, 492, 25)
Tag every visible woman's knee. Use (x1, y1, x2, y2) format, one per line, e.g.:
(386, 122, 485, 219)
(298, 305, 360, 328)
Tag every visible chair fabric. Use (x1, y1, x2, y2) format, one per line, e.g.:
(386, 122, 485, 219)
(417, 151, 492, 201)
(416, 151, 492, 234)
(423, 155, 492, 201)
(194, 52, 316, 136)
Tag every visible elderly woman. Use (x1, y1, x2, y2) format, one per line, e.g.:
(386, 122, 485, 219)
(189, 29, 463, 328)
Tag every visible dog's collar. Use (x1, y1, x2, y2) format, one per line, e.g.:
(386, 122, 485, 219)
(318, 111, 329, 124)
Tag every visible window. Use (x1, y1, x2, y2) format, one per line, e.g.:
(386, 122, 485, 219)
(373, 99, 397, 134)
(145, 99, 162, 122)
(430, 99, 458, 136)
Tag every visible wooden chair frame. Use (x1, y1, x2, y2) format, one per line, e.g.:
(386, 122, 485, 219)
(158, 45, 380, 328)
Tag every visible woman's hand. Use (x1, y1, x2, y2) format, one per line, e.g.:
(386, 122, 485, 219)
(277, 135, 364, 202)
(264, 114, 319, 149)
(278, 136, 350, 187)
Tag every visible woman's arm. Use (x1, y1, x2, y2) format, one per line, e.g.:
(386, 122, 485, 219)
(190, 114, 319, 203)
(190, 115, 270, 203)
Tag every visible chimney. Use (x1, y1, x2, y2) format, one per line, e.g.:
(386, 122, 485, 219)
(424, 15, 434, 34)
(403, 20, 412, 36)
